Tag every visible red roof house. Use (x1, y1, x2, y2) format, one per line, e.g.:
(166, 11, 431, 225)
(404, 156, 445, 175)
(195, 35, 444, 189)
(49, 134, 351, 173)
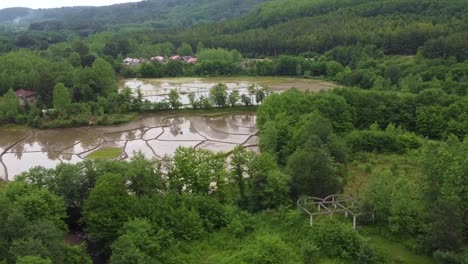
(15, 89, 37, 105)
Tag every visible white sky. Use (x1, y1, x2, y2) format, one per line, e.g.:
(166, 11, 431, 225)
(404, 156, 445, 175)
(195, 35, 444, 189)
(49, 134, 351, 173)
(0, 0, 143, 10)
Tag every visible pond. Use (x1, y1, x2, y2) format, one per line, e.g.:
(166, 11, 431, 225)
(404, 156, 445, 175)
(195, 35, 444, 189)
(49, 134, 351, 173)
(0, 113, 259, 181)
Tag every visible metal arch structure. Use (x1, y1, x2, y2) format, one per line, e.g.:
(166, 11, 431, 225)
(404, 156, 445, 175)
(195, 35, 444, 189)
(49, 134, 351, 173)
(297, 194, 375, 229)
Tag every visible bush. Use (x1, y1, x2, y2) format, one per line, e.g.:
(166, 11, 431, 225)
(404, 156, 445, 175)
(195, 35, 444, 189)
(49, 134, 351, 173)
(433, 250, 466, 264)
(346, 125, 422, 153)
(222, 234, 298, 264)
(307, 218, 385, 263)
(347, 130, 403, 153)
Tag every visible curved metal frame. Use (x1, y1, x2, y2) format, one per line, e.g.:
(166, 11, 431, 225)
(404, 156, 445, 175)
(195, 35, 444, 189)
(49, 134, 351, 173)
(297, 194, 374, 229)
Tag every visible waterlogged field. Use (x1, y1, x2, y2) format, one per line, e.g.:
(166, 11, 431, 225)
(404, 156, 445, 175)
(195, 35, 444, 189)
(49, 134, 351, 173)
(0, 113, 258, 181)
(121, 77, 337, 105)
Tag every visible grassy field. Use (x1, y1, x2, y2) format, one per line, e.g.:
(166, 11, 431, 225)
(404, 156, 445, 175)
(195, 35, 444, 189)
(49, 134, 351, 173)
(1, 124, 29, 132)
(364, 234, 436, 264)
(121, 76, 338, 92)
(344, 152, 421, 198)
(86, 147, 122, 160)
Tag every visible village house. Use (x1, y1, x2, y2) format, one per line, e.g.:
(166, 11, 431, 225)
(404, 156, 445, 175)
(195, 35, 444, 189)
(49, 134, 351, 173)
(150, 56, 165, 62)
(123, 57, 144, 66)
(15, 89, 37, 105)
(187, 57, 197, 64)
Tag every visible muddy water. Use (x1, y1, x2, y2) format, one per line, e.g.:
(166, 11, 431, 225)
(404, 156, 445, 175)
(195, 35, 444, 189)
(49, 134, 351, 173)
(123, 79, 267, 105)
(0, 113, 258, 181)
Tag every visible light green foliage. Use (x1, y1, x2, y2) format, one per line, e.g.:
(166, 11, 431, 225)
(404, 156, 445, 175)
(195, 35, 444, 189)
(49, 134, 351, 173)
(0, 50, 50, 95)
(1, 182, 66, 230)
(15, 256, 52, 264)
(309, 218, 384, 263)
(198, 48, 242, 63)
(168, 89, 181, 109)
(169, 147, 227, 195)
(196, 42, 205, 53)
(154, 42, 175, 57)
(0, 181, 89, 264)
(230, 146, 255, 202)
(110, 218, 167, 264)
(125, 153, 165, 196)
(326, 61, 344, 78)
(177, 42, 193, 56)
(228, 90, 240, 106)
(209, 83, 228, 107)
(87, 147, 122, 160)
(188, 92, 198, 108)
(82, 173, 133, 252)
(346, 123, 423, 153)
(223, 234, 298, 264)
(0, 89, 19, 122)
(62, 245, 92, 264)
(420, 136, 468, 252)
(247, 153, 291, 212)
(52, 83, 72, 115)
(92, 58, 116, 96)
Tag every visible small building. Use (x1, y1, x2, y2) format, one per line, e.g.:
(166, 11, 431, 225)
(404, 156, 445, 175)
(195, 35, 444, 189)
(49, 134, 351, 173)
(15, 89, 37, 105)
(170, 55, 181, 61)
(123, 57, 144, 66)
(187, 57, 197, 64)
(151, 56, 165, 62)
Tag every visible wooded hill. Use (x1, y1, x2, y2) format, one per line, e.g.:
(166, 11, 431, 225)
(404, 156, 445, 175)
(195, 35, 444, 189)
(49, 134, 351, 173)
(0, 0, 268, 34)
(152, 0, 468, 58)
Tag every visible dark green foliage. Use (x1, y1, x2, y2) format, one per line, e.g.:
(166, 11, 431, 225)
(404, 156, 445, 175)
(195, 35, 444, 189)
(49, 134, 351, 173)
(82, 173, 134, 253)
(346, 124, 422, 153)
(248, 154, 291, 212)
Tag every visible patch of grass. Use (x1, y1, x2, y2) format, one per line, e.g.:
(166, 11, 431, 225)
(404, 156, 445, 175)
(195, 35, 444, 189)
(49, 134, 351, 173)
(98, 112, 139, 125)
(86, 147, 122, 160)
(344, 153, 421, 198)
(1, 124, 28, 132)
(364, 234, 436, 264)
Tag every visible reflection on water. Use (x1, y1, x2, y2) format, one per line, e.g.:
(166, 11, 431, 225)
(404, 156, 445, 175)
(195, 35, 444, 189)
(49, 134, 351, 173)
(148, 140, 202, 158)
(0, 113, 259, 180)
(123, 79, 265, 106)
(124, 140, 155, 160)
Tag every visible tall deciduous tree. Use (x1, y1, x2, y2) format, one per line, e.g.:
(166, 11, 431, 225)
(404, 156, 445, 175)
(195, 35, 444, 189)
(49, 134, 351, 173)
(53, 83, 72, 115)
(209, 83, 228, 107)
(168, 90, 181, 109)
(92, 58, 116, 96)
(82, 173, 133, 253)
(110, 218, 168, 264)
(177, 42, 193, 56)
(168, 147, 226, 196)
(1, 88, 19, 121)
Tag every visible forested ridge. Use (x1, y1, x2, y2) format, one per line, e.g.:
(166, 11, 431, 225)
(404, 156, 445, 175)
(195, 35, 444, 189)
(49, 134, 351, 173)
(0, 0, 467, 263)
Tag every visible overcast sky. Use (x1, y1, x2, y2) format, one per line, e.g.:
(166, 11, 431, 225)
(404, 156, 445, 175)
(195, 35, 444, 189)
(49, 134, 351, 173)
(0, 0, 143, 10)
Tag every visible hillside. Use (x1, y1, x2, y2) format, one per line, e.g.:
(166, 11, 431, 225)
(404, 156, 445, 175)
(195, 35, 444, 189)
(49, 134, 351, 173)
(0, 0, 268, 34)
(154, 0, 468, 57)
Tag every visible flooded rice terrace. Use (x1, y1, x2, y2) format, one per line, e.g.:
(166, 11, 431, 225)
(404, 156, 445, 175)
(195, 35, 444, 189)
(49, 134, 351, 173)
(122, 77, 336, 105)
(0, 113, 259, 181)
(124, 78, 265, 105)
(0, 77, 335, 180)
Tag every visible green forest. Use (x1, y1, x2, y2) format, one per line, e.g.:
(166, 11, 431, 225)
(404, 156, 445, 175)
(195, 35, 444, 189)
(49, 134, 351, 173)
(0, 0, 467, 263)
